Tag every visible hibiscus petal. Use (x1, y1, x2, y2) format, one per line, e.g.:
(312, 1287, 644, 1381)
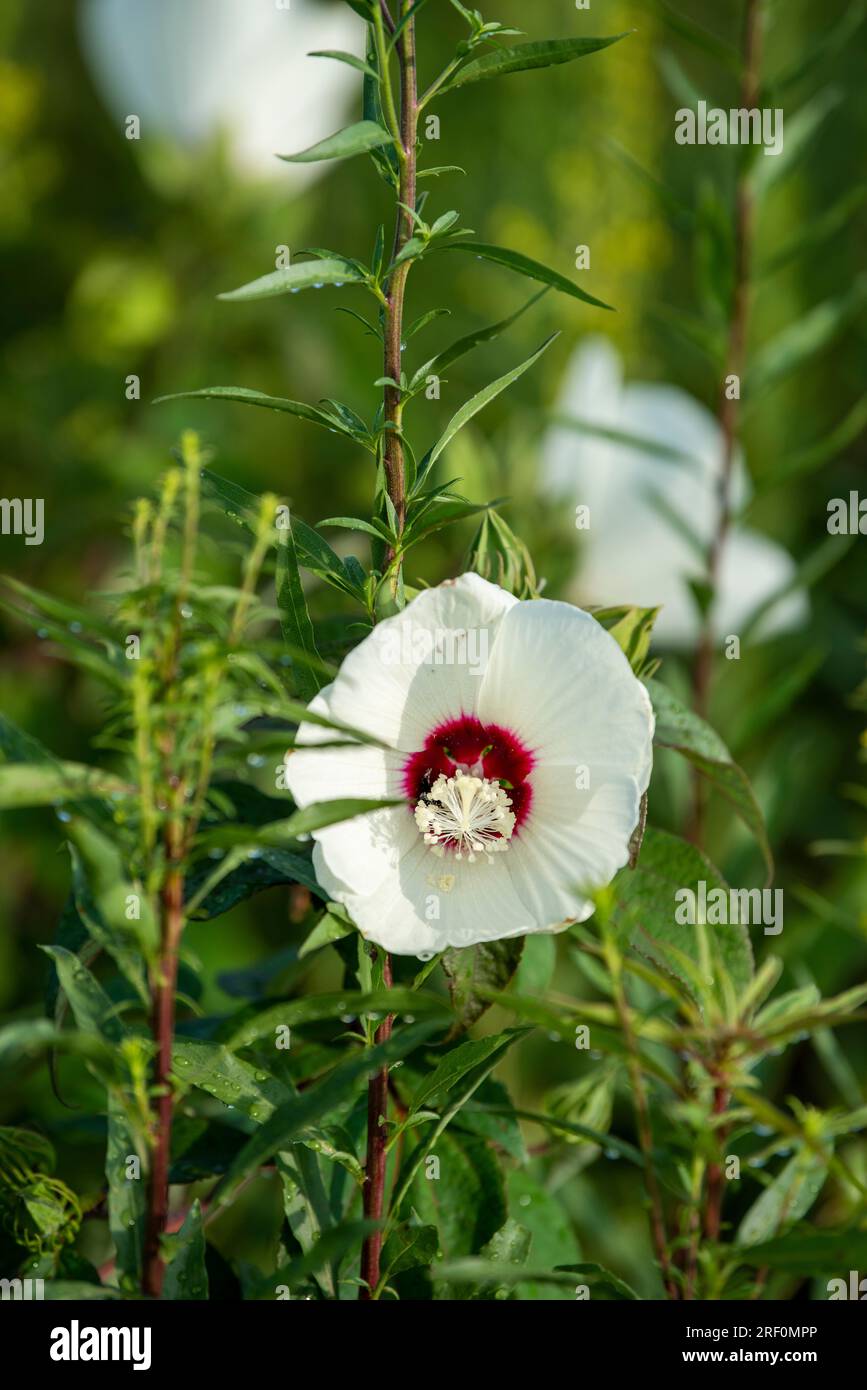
(478, 598, 654, 774)
(332, 835, 542, 955)
(312, 572, 517, 751)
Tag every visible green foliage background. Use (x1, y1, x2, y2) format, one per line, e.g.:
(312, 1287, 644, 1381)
(0, 0, 866, 1297)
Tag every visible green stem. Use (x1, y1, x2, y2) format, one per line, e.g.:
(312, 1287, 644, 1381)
(359, 0, 418, 1299)
(603, 928, 678, 1299)
(380, 0, 418, 563)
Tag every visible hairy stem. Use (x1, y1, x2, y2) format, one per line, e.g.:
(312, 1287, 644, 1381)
(142, 860, 183, 1297)
(605, 933, 678, 1299)
(703, 1078, 731, 1244)
(359, 0, 417, 1298)
(359, 951, 394, 1299)
(689, 0, 762, 839)
(381, 0, 418, 558)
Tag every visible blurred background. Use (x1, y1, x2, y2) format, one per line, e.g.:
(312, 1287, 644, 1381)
(1, 0, 865, 1294)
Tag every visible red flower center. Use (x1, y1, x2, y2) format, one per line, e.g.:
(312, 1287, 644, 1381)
(403, 715, 535, 834)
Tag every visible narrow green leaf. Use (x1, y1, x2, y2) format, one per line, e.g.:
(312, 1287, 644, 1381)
(0, 1018, 114, 1073)
(0, 762, 129, 810)
(298, 909, 354, 958)
(277, 515, 323, 703)
(317, 516, 389, 539)
(760, 393, 867, 487)
(747, 276, 867, 401)
(770, 0, 866, 92)
(196, 797, 404, 853)
(655, 0, 740, 70)
(735, 1228, 867, 1274)
(555, 1262, 640, 1300)
(549, 413, 698, 467)
(66, 818, 158, 963)
(737, 1149, 831, 1247)
(410, 1028, 531, 1114)
(39, 945, 127, 1042)
(438, 34, 629, 92)
(425, 334, 558, 473)
(217, 258, 367, 303)
(201, 471, 368, 603)
(163, 1199, 209, 1300)
(410, 288, 548, 396)
(153, 386, 370, 446)
(249, 1221, 380, 1298)
(226, 989, 450, 1051)
(753, 87, 840, 194)
(760, 184, 867, 277)
(277, 119, 395, 164)
(436, 241, 612, 310)
(106, 1094, 146, 1295)
(307, 50, 379, 80)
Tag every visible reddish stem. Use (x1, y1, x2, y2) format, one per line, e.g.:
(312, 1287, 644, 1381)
(703, 1081, 731, 1244)
(689, 0, 761, 840)
(359, 952, 394, 1298)
(141, 865, 183, 1297)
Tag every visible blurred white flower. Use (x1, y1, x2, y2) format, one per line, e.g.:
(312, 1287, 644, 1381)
(285, 574, 654, 956)
(541, 337, 808, 648)
(78, 0, 362, 183)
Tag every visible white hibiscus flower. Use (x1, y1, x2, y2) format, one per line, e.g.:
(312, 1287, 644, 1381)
(78, 0, 361, 184)
(285, 574, 654, 956)
(542, 337, 808, 648)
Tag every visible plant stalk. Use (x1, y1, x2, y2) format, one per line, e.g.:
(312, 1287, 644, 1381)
(703, 1078, 731, 1243)
(604, 931, 678, 1299)
(359, 0, 417, 1298)
(689, 0, 762, 839)
(359, 951, 394, 1299)
(381, 0, 418, 556)
(141, 859, 184, 1297)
